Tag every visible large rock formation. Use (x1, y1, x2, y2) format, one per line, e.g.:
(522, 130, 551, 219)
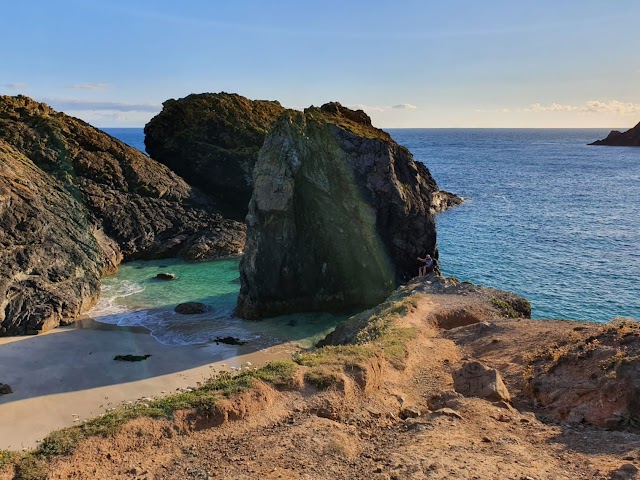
(237, 102, 447, 319)
(0, 140, 107, 335)
(0, 95, 245, 335)
(590, 121, 640, 146)
(144, 93, 290, 219)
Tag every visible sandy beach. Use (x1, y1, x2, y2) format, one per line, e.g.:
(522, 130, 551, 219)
(0, 318, 294, 450)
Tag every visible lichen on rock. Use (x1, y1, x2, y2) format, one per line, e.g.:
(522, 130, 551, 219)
(144, 92, 290, 220)
(237, 103, 447, 319)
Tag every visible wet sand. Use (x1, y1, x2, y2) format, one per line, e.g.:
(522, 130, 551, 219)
(0, 318, 296, 450)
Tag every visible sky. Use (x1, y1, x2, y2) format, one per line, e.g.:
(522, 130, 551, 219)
(1, 0, 639, 128)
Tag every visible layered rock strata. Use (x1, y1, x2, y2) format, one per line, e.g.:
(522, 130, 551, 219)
(237, 103, 448, 319)
(144, 93, 290, 219)
(0, 96, 245, 335)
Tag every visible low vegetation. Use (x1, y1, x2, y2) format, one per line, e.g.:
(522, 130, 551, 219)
(4, 361, 298, 478)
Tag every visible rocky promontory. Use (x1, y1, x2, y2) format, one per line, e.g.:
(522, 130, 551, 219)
(145, 93, 462, 220)
(0, 95, 245, 335)
(144, 93, 290, 220)
(237, 102, 447, 319)
(589, 120, 640, 146)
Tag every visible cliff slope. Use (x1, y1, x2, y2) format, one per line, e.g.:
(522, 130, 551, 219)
(237, 103, 444, 319)
(590, 121, 640, 146)
(144, 93, 290, 219)
(0, 96, 245, 335)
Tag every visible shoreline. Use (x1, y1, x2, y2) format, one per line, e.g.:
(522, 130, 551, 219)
(0, 317, 296, 450)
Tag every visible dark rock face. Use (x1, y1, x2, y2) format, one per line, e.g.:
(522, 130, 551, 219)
(590, 121, 640, 146)
(174, 302, 211, 314)
(0, 95, 245, 335)
(144, 93, 289, 220)
(0, 140, 107, 335)
(156, 273, 177, 281)
(237, 103, 445, 319)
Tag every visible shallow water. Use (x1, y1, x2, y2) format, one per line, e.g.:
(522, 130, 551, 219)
(88, 257, 345, 346)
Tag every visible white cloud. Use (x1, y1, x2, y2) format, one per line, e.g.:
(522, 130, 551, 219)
(66, 82, 112, 90)
(392, 103, 417, 110)
(44, 98, 161, 113)
(524, 100, 640, 115)
(346, 103, 419, 113)
(583, 100, 640, 115)
(474, 108, 511, 113)
(525, 102, 578, 112)
(2, 82, 27, 90)
(347, 104, 387, 113)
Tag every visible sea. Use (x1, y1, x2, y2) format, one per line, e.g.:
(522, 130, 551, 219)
(95, 128, 640, 345)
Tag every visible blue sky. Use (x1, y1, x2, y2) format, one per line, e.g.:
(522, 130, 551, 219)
(1, 0, 639, 127)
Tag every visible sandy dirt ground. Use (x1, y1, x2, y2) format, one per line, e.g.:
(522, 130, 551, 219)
(2, 288, 636, 480)
(0, 318, 293, 450)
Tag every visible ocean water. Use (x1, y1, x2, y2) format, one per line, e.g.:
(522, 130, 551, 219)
(102, 127, 640, 327)
(88, 257, 345, 346)
(388, 128, 640, 322)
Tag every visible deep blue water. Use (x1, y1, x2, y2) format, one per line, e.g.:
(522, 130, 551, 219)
(104, 128, 640, 323)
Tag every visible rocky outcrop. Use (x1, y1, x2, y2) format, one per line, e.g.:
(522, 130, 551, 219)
(174, 302, 211, 314)
(431, 190, 463, 214)
(589, 121, 640, 146)
(145, 93, 461, 220)
(526, 318, 640, 429)
(144, 93, 290, 220)
(0, 95, 245, 335)
(237, 102, 449, 319)
(453, 361, 511, 402)
(0, 140, 106, 335)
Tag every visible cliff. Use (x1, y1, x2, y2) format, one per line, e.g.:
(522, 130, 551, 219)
(144, 93, 290, 220)
(589, 121, 640, 146)
(237, 103, 445, 319)
(0, 95, 245, 335)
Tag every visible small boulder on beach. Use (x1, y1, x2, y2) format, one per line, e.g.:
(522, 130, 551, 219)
(0, 383, 13, 395)
(174, 302, 211, 314)
(156, 273, 177, 280)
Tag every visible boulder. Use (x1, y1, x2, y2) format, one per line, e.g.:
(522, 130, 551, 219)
(589, 121, 640, 146)
(0, 383, 13, 395)
(453, 361, 511, 403)
(174, 302, 210, 314)
(144, 93, 290, 220)
(156, 273, 177, 281)
(0, 95, 245, 335)
(237, 103, 446, 319)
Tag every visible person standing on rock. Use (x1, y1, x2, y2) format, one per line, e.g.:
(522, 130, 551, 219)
(417, 255, 434, 276)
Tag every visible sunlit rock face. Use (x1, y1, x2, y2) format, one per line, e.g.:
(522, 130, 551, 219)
(237, 102, 442, 319)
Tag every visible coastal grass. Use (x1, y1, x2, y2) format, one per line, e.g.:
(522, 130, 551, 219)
(304, 366, 344, 390)
(5, 296, 421, 476)
(5, 360, 298, 476)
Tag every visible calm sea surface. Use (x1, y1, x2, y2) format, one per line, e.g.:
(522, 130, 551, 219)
(101, 127, 639, 337)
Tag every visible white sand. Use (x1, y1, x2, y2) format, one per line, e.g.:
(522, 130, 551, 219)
(0, 318, 295, 450)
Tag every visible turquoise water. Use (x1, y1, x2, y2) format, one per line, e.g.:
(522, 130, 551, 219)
(104, 128, 640, 323)
(389, 128, 640, 322)
(88, 257, 345, 346)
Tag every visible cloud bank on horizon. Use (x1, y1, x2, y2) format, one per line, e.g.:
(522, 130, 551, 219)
(1, 0, 638, 128)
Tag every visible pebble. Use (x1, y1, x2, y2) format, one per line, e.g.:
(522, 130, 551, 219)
(433, 408, 463, 420)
